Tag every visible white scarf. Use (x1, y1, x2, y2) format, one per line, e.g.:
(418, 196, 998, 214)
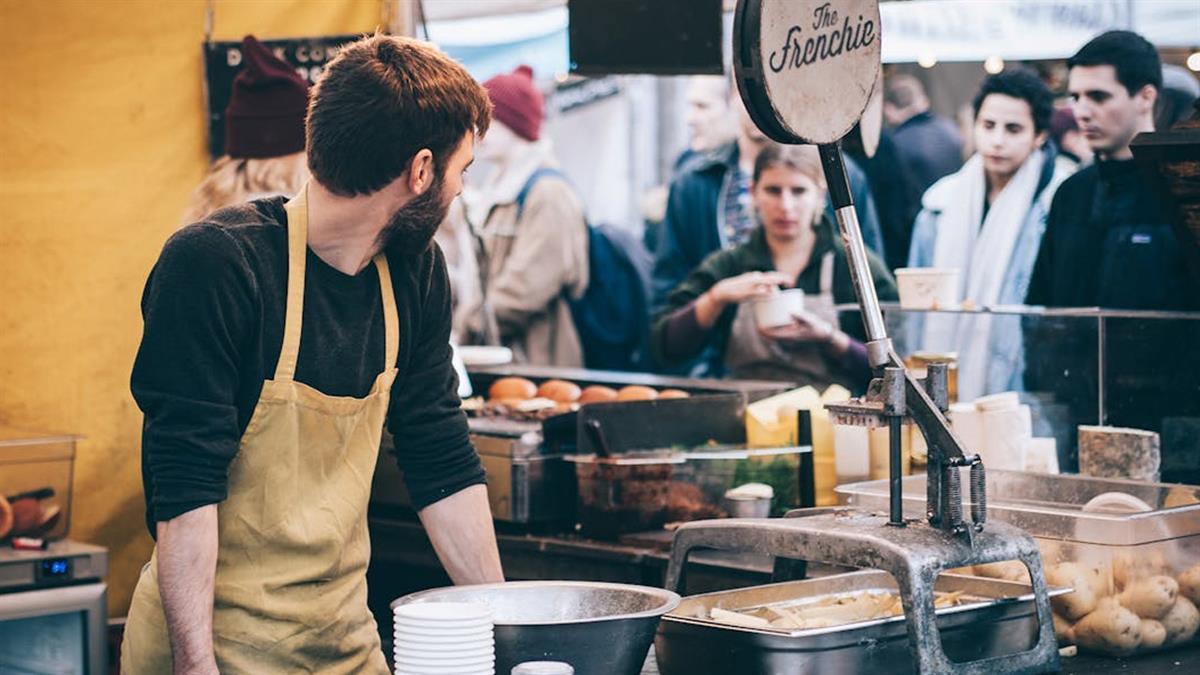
(922, 149, 1046, 400)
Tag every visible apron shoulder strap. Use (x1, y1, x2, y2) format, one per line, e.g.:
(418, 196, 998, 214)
(373, 254, 400, 371)
(819, 251, 835, 296)
(277, 186, 310, 382)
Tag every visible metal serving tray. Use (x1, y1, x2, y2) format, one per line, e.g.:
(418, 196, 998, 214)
(655, 570, 1068, 675)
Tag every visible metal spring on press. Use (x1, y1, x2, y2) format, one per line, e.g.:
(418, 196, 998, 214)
(943, 463, 962, 526)
(926, 462, 940, 524)
(970, 461, 987, 528)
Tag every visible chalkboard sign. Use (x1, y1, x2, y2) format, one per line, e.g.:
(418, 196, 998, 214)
(203, 35, 361, 159)
(567, 0, 724, 75)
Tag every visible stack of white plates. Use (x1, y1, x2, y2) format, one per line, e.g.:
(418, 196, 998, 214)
(393, 602, 495, 675)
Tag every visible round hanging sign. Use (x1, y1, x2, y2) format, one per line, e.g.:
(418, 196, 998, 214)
(734, 0, 882, 145)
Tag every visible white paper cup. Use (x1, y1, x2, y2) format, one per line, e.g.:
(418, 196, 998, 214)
(752, 288, 806, 328)
(895, 268, 960, 310)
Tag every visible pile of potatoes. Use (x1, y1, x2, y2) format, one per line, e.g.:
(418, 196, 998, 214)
(960, 548, 1200, 656)
(1044, 552, 1200, 656)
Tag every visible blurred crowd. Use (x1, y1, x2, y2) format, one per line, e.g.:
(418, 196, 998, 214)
(185, 29, 1199, 400)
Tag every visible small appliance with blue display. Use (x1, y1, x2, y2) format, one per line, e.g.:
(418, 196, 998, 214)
(0, 540, 108, 674)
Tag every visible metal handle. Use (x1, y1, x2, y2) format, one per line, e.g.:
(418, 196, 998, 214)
(818, 143, 890, 355)
(585, 419, 612, 458)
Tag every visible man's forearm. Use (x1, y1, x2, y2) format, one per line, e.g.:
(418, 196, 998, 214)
(418, 484, 504, 585)
(156, 505, 219, 675)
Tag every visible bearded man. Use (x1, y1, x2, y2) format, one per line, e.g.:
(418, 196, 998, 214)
(123, 35, 503, 674)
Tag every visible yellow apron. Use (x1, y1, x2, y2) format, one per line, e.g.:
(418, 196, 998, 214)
(122, 187, 396, 674)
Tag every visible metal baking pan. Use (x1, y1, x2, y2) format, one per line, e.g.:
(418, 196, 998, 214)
(655, 570, 1069, 675)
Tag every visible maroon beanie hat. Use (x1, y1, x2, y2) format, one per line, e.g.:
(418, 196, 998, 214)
(1049, 106, 1079, 145)
(483, 65, 544, 142)
(224, 35, 309, 159)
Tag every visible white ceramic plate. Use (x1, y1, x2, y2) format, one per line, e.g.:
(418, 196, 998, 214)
(392, 620, 493, 633)
(456, 345, 513, 367)
(393, 628, 492, 641)
(392, 646, 494, 662)
(394, 601, 492, 622)
(393, 635, 493, 649)
(393, 653, 496, 667)
(393, 619, 492, 633)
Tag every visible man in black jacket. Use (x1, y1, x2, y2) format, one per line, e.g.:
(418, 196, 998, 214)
(1024, 31, 1199, 479)
(1026, 31, 1193, 310)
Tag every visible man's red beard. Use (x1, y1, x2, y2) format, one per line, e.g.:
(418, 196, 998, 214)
(378, 171, 451, 256)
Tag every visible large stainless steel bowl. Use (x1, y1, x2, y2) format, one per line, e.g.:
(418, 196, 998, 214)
(392, 580, 680, 675)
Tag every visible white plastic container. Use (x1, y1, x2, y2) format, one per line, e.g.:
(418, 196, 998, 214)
(833, 424, 870, 484)
(948, 402, 983, 455)
(894, 267, 960, 310)
(752, 288, 805, 328)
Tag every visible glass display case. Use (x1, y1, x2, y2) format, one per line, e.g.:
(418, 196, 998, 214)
(836, 303, 1200, 482)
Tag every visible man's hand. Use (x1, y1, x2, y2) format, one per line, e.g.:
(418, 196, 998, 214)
(156, 505, 219, 675)
(418, 484, 504, 584)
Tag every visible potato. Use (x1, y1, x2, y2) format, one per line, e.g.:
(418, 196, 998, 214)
(974, 560, 1031, 584)
(1160, 597, 1200, 646)
(1139, 619, 1166, 650)
(1113, 550, 1169, 591)
(1052, 612, 1075, 645)
(1177, 563, 1200, 603)
(1073, 599, 1143, 655)
(1118, 575, 1179, 619)
(1047, 562, 1100, 620)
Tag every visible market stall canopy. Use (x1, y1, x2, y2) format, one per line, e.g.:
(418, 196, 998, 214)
(879, 0, 1199, 63)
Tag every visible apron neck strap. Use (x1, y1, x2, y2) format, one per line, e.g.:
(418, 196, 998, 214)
(279, 185, 401, 381)
(372, 254, 400, 371)
(278, 186, 310, 382)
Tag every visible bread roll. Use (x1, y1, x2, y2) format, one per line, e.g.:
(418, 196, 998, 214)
(617, 385, 658, 402)
(488, 377, 537, 401)
(658, 389, 690, 399)
(536, 379, 582, 403)
(579, 385, 619, 404)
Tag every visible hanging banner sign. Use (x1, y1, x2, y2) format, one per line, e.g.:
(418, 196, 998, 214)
(878, 0, 1155, 63)
(735, 0, 881, 145)
(203, 35, 360, 159)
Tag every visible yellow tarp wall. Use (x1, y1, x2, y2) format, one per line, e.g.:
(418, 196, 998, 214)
(0, 0, 384, 617)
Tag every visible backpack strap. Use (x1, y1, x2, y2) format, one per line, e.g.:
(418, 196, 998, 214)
(514, 167, 571, 220)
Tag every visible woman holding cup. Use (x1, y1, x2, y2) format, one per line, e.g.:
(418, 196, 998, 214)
(651, 143, 896, 390)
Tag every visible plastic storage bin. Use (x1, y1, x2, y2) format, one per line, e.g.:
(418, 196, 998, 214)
(836, 470, 1200, 657)
(567, 445, 808, 538)
(0, 426, 79, 541)
(671, 446, 805, 518)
